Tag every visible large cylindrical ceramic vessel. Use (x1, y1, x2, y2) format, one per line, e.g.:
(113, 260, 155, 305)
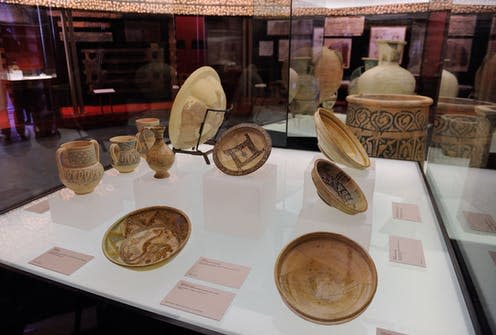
(432, 114, 491, 168)
(346, 94, 433, 161)
(356, 40, 415, 95)
(431, 98, 496, 167)
(56, 139, 104, 194)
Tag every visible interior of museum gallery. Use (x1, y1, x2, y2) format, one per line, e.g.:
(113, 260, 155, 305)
(0, 0, 495, 334)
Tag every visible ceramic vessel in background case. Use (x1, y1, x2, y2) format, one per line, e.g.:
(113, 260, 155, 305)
(311, 159, 367, 215)
(314, 48, 343, 107)
(56, 139, 104, 194)
(274, 232, 377, 324)
(474, 52, 496, 103)
(135, 117, 160, 158)
(146, 126, 175, 179)
(314, 107, 370, 169)
(439, 69, 459, 98)
(346, 93, 433, 161)
(109, 135, 141, 173)
(357, 40, 415, 95)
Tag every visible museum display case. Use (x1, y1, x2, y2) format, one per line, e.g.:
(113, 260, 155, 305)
(0, 0, 495, 334)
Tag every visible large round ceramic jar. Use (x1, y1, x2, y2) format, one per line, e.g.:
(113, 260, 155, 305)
(345, 94, 433, 161)
(356, 40, 415, 95)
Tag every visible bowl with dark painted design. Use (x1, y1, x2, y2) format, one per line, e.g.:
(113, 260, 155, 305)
(311, 159, 367, 215)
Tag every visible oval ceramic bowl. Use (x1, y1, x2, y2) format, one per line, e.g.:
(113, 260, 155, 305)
(213, 123, 272, 176)
(311, 159, 367, 215)
(169, 66, 226, 149)
(314, 108, 370, 169)
(102, 206, 191, 269)
(274, 232, 378, 324)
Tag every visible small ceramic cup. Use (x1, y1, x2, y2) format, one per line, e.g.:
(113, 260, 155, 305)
(109, 135, 141, 173)
(135, 118, 160, 158)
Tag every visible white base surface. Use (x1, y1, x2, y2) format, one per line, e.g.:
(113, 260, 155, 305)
(0, 147, 475, 335)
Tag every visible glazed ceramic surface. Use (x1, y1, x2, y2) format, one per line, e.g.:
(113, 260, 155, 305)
(110, 135, 141, 173)
(213, 123, 272, 176)
(56, 139, 104, 194)
(102, 206, 191, 268)
(169, 66, 226, 149)
(314, 108, 370, 169)
(135, 117, 160, 158)
(274, 232, 377, 324)
(311, 159, 367, 215)
(146, 126, 175, 179)
(346, 94, 433, 161)
(357, 40, 415, 95)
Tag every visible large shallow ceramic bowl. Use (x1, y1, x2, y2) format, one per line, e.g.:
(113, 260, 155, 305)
(169, 66, 226, 149)
(274, 232, 378, 324)
(311, 159, 367, 215)
(213, 123, 272, 176)
(102, 206, 191, 269)
(314, 108, 370, 169)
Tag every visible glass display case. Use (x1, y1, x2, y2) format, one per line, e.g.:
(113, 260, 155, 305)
(0, 0, 494, 334)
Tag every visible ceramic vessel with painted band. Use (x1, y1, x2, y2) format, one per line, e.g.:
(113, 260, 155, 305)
(109, 135, 141, 173)
(346, 94, 433, 161)
(56, 139, 104, 194)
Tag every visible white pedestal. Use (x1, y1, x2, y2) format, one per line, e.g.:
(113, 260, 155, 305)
(48, 181, 124, 230)
(133, 165, 203, 224)
(203, 164, 277, 238)
(298, 154, 376, 250)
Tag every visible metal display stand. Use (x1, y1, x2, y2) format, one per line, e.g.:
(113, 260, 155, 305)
(172, 104, 233, 165)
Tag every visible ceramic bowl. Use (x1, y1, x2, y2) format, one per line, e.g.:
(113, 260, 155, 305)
(314, 107, 370, 169)
(213, 123, 272, 176)
(274, 232, 377, 324)
(311, 159, 367, 215)
(102, 206, 191, 269)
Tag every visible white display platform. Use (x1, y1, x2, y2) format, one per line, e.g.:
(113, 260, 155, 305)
(298, 154, 376, 250)
(0, 147, 475, 335)
(203, 164, 277, 237)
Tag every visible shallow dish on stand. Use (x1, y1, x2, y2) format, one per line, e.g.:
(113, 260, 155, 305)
(213, 123, 272, 176)
(169, 66, 226, 149)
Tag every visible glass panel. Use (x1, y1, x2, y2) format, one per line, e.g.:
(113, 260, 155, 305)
(425, 2, 496, 333)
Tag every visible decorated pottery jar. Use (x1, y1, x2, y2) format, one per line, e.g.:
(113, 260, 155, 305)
(346, 94, 433, 161)
(56, 139, 104, 194)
